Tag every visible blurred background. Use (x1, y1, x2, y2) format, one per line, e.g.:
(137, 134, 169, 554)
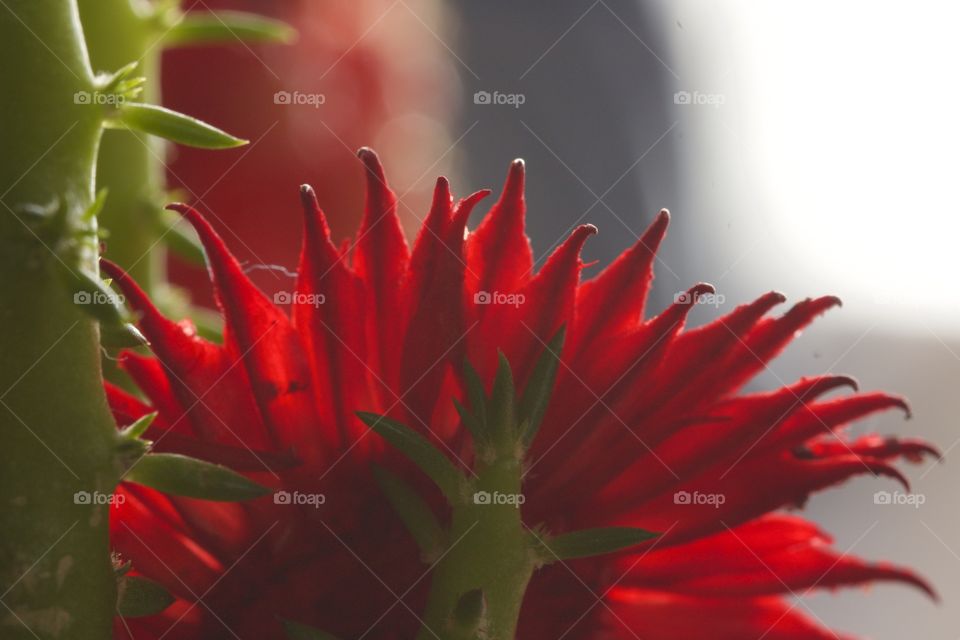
(154, 1, 958, 636)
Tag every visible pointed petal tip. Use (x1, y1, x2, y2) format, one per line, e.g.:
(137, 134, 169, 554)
(164, 202, 207, 230)
(357, 147, 386, 181)
(165, 202, 190, 215)
(911, 573, 940, 602)
(872, 460, 911, 492)
(805, 374, 860, 395)
(465, 188, 493, 203)
(689, 282, 716, 298)
(504, 158, 526, 191)
(299, 184, 318, 206)
(895, 397, 912, 420)
(433, 175, 451, 199)
(454, 190, 493, 227)
(766, 291, 789, 305)
(837, 375, 860, 393)
(298, 183, 331, 240)
(648, 209, 670, 234)
(564, 224, 598, 252)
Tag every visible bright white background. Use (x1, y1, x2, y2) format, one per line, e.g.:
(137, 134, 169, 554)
(669, 2, 960, 637)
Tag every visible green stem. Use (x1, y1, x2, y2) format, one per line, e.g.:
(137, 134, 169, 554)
(78, 0, 166, 293)
(0, 2, 119, 638)
(418, 455, 535, 640)
(77, 0, 169, 391)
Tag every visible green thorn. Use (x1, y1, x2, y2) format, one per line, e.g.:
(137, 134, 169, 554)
(82, 187, 109, 222)
(119, 412, 157, 440)
(99, 61, 139, 91)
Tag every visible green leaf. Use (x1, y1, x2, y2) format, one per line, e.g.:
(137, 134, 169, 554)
(281, 619, 341, 640)
(117, 576, 174, 617)
(451, 588, 486, 633)
(372, 465, 444, 559)
(518, 327, 566, 446)
(113, 103, 247, 149)
(489, 352, 515, 442)
(540, 527, 659, 562)
(100, 322, 149, 348)
(125, 453, 270, 501)
(120, 412, 157, 440)
(166, 11, 296, 47)
(357, 412, 465, 502)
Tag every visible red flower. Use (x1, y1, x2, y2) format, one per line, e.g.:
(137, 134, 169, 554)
(106, 149, 936, 639)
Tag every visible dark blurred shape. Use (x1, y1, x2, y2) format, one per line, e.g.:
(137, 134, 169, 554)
(456, 0, 679, 284)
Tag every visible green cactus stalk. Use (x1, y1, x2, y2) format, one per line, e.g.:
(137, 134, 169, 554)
(0, 2, 121, 637)
(0, 2, 267, 636)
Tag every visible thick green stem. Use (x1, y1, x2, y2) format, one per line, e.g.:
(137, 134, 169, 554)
(78, 0, 166, 292)
(418, 454, 535, 640)
(0, 2, 120, 638)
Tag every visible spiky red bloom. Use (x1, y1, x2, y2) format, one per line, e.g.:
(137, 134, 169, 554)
(106, 150, 936, 639)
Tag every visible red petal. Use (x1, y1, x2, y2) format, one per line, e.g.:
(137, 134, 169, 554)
(294, 185, 372, 453)
(465, 158, 533, 302)
(352, 148, 410, 388)
(570, 209, 669, 355)
(170, 203, 321, 461)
